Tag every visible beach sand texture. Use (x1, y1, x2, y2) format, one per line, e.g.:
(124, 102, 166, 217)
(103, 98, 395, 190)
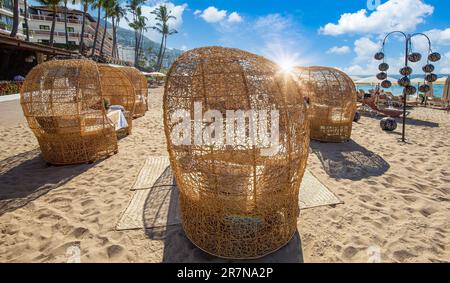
(0, 87, 449, 262)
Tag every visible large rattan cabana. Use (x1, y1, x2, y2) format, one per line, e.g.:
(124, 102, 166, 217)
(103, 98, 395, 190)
(164, 46, 310, 259)
(97, 64, 135, 134)
(119, 66, 148, 118)
(295, 66, 357, 142)
(20, 59, 118, 165)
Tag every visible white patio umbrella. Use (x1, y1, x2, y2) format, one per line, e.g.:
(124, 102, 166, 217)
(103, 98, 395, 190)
(355, 76, 397, 85)
(410, 77, 425, 84)
(143, 72, 166, 77)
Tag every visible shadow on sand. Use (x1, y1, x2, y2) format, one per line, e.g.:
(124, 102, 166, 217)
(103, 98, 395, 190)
(360, 111, 439, 128)
(143, 172, 303, 263)
(310, 139, 390, 181)
(0, 148, 93, 216)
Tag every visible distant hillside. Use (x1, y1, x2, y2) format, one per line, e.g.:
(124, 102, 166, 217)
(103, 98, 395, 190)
(96, 18, 183, 67)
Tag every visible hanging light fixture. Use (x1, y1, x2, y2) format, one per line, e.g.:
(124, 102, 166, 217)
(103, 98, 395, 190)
(374, 52, 385, 60)
(419, 84, 431, 93)
(378, 63, 389, 71)
(376, 72, 388, 80)
(428, 52, 441, 62)
(399, 66, 413, 76)
(422, 64, 435, 73)
(381, 80, 392, 88)
(374, 31, 438, 143)
(425, 73, 438, 83)
(398, 76, 411, 87)
(408, 52, 422, 63)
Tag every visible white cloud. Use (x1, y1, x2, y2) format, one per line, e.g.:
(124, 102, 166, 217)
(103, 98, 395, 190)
(320, 0, 434, 36)
(353, 37, 380, 63)
(199, 6, 227, 23)
(227, 12, 243, 23)
(445, 52, 450, 60)
(254, 14, 291, 32)
(119, 2, 187, 43)
(196, 7, 242, 25)
(327, 45, 350, 54)
(424, 28, 450, 46)
(441, 68, 450, 74)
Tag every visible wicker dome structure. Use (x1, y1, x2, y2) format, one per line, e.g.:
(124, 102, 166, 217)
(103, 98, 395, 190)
(97, 64, 135, 134)
(20, 59, 118, 165)
(163, 46, 310, 259)
(294, 66, 357, 142)
(120, 66, 148, 117)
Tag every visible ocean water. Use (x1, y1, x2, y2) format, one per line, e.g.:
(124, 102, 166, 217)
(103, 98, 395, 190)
(356, 84, 445, 97)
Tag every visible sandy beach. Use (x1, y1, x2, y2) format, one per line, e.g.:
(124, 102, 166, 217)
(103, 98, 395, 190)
(0, 87, 449, 262)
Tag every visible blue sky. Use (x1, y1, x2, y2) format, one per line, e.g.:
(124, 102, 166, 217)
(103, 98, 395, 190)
(61, 0, 450, 74)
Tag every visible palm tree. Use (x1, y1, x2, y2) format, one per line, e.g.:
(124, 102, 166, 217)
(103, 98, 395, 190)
(63, 0, 75, 48)
(151, 5, 177, 70)
(110, 1, 125, 58)
(9, 0, 19, 37)
(79, 0, 95, 54)
(91, 0, 103, 56)
(126, 0, 146, 66)
(100, 0, 113, 56)
(38, 0, 62, 46)
(155, 22, 177, 70)
(24, 0, 30, 41)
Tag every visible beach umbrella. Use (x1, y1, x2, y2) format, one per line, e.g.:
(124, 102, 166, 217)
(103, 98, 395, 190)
(410, 77, 425, 84)
(13, 75, 25, 81)
(355, 76, 397, 85)
(145, 72, 166, 77)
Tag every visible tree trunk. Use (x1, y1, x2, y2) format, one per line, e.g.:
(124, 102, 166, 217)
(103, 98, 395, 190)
(156, 33, 164, 70)
(115, 19, 120, 57)
(64, 0, 69, 48)
(49, 5, 57, 46)
(159, 35, 168, 71)
(134, 29, 139, 67)
(24, 0, 30, 41)
(100, 14, 108, 56)
(79, 3, 88, 54)
(91, 7, 101, 56)
(10, 0, 19, 37)
(111, 17, 116, 58)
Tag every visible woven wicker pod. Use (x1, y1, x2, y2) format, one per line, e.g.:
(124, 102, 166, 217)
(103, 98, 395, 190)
(97, 64, 135, 134)
(120, 67, 149, 118)
(294, 66, 357, 142)
(20, 59, 118, 165)
(163, 46, 310, 259)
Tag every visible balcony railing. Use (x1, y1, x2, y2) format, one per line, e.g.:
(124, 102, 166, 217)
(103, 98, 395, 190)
(31, 29, 93, 39)
(29, 14, 82, 24)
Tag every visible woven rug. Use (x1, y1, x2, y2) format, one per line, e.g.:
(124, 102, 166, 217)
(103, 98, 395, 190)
(131, 156, 170, 190)
(117, 159, 342, 231)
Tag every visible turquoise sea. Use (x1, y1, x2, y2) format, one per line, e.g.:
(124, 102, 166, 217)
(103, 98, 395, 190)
(356, 84, 445, 98)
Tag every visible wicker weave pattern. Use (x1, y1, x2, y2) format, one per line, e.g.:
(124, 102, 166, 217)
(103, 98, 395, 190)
(163, 47, 310, 259)
(97, 64, 135, 134)
(20, 59, 118, 165)
(295, 66, 357, 142)
(120, 67, 149, 117)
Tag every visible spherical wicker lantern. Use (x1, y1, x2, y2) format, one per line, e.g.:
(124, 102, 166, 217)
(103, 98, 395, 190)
(20, 59, 118, 165)
(120, 67, 148, 118)
(97, 64, 135, 134)
(380, 117, 397, 131)
(163, 46, 310, 259)
(294, 66, 357, 142)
